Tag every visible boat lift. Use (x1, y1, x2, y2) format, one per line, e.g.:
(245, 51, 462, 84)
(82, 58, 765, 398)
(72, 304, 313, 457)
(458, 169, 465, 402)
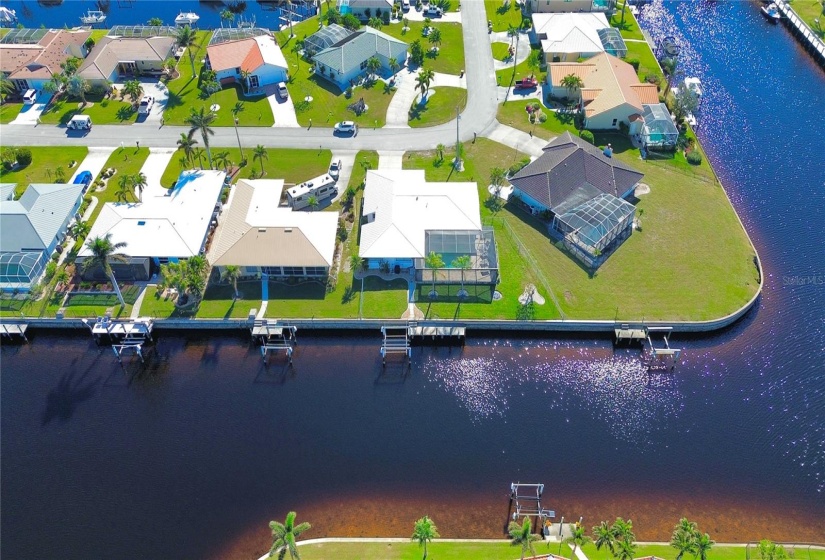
(646, 326, 682, 370)
(510, 483, 555, 524)
(252, 319, 297, 364)
(380, 324, 410, 365)
(82, 317, 154, 364)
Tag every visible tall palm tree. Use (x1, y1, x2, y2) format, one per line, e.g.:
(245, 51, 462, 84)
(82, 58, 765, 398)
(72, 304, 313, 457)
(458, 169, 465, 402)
(508, 517, 539, 560)
(70, 220, 91, 240)
(507, 23, 520, 79)
(253, 144, 268, 175)
(670, 527, 697, 560)
(191, 147, 205, 170)
(411, 516, 439, 560)
(694, 533, 714, 560)
(611, 517, 635, 544)
(349, 255, 365, 274)
(425, 251, 444, 298)
(593, 521, 617, 558)
(675, 518, 698, 536)
(186, 107, 217, 169)
(221, 265, 241, 299)
(428, 27, 442, 50)
(526, 49, 542, 80)
(388, 57, 401, 76)
(214, 150, 231, 171)
(123, 79, 143, 104)
(116, 174, 135, 202)
(269, 511, 311, 560)
(415, 67, 435, 99)
(220, 9, 234, 27)
(561, 73, 584, 98)
(436, 143, 445, 162)
(566, 522, 593, 557)
(133, 172, 147, 202)
(366, 56, 381, 81)
(616, 539, 636, 560)
(177, 133, 198, 164)
(451, 255, 472, 297)
(174, 25, 199, 77)
(82, 234, 128, 306)
(240, 69, 252, 93)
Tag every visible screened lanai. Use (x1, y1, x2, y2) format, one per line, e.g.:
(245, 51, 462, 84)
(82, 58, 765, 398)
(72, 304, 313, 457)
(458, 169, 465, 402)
(642, 103, 679, 148)
(414, 228, 499, 287)
(552, 193, 636, 268)
(597, 27, 628, 58)
(304, 24, 353, 56)
(0, 252, 47, 291)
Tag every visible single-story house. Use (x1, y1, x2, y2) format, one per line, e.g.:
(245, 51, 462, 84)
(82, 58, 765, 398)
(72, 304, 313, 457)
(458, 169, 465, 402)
(633, 103, 679, 149)
(509, 131, 643, 267)
(206, 34, 288, 91)
(0, 182, 85, 291)
(338, 0, 393, 21)
(360, 170, 499, 286)
(528, 0, 614, 14)
(77, 35, 176, 88)
(548, 52, 659, 130)
(312, 26, 407, 88)
(78, 170, 225, 281)
(304, 24, 355, 57)
(208, 179, 338, 280)
(0, 28, 90, 92)
(531, 13, 610, 63)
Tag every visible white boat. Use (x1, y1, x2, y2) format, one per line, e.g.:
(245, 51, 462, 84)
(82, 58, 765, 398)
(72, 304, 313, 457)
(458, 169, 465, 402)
(80, 10, 106, 24)
(684, 77, 703, 102)
(175, 11, 200, 26)
(760, 3, 781, 23)
(0, 6, 18, 23)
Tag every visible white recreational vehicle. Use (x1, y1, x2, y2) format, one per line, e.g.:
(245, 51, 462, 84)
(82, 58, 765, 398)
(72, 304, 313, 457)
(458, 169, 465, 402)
(286, 174, 337, 210)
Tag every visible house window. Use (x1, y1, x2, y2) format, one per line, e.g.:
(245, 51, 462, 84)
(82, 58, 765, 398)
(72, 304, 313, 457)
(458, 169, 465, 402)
(305, 267, 327, 276)
(612, 118, 618, 126)
(249, 75, 259, 89)
(261, 266, 281, 275)
(282, 266, 303, 276)
(360, 60, 368, 70)
(236, 67, 241, 74)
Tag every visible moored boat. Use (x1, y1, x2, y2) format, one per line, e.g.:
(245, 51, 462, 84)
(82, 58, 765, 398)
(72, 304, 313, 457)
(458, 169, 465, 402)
(0, 6, 17, 23)
(175, 11, 200, 25)
(761, 3, 781, 23)
(79, 9, 106, 24)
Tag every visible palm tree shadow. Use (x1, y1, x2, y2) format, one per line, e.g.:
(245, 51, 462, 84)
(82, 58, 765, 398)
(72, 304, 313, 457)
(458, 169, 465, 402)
(41, 368, 101, 426)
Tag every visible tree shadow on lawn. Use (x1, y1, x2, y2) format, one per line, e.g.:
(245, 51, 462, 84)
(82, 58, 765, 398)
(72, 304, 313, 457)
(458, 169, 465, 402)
(408, 99, 430, 122)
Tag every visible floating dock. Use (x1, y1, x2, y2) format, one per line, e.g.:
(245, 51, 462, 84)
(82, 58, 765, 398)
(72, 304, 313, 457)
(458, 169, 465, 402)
(252, 319, 297, 364)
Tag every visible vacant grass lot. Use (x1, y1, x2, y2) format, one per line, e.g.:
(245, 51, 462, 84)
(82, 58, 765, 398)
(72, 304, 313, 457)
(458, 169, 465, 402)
(497, 100, 579, 140)
(160, 147, 332, 187)
(0, 147, 89, 198)
(39, 93, 136, 125)
(0, 102, 23, 124)
(408, 86, 467, 127)
(162, 31, 274, 127)
(485, 0, 531, 32)
(383, 21, 466, 75)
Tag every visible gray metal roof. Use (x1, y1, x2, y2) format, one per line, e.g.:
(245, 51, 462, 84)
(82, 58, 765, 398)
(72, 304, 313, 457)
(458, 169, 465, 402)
(0, 183, 15, 201)
(509, 131, 643, 212)
(313, 26, 406, 74)
(0, 183, 84, 253)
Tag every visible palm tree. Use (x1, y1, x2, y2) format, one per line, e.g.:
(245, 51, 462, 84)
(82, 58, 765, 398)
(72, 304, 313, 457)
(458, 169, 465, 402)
(269, 511, 311, 560)
(123, 79, 143, 104)
(451, 255, 472, 297)
(616, 539, 636, 560)
(367, 16, 383, 29)
(44, 74, 65, 94)
(415, 67, 435, 99)
(133, 172, 147, 202)
(436, 143, 445, 162)
(411, 516, 439, 560)
(147, 17, 163, 26)
(527, 49, 542, 79)
(253, 144, 268, 175)
(116, 174, 134, 202)
(177, 133, 198, 164)
(694, 533, 714, 560)
(307, 195, 319, 211)
(82, 234, 128, 306)
(214, 150, 231, 171)
(222, 265, 241, 299)
(566, 523, 593, 557)
(675, 518, 698, 537)
(186, 107, 217, 169)
(174, 25, 199, 76)
(561, 73, 584, 98)
(508, 517, 539, 560)
(388, 57, 401, 76)
(240, 69, 252, 93)
(220, 9, 234, 27)
(593, 521, 617, 558)
(191, 147, 205, 169)
(70, 220, 91, 240)
(612, 518, 635, 544)
(424, 251, 444, 297)
(428, 27, 442, 50)
(671, 528, 697, 560)
(366, 56, 381, 81)
(507, 23, 520, 79)
(0, 75, 13, 102)
(349, 255, 365, 274)
(67, 75, 90, 104)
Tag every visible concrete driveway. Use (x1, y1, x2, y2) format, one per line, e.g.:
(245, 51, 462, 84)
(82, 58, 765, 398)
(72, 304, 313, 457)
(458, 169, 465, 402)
(69, 147, 114, 183)
(378, 151, 405, 170)
(139, 149, 176, 197)
(403, 7, 463, 24)
(268, 88, 299, 128)
(132, 81, 169, 125)
(329, 150, 358, 202)
(10, 93, 53, 125)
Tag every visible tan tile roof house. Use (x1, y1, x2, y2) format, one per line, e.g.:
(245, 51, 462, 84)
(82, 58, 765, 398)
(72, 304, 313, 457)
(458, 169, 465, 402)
(0, 29, 90, 88)
(77, 35, 176, 85)
(548, 52, 659, 130)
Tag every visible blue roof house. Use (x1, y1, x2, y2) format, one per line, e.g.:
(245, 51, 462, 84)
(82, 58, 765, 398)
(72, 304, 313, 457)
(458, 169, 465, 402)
(311, 26, 407, 89)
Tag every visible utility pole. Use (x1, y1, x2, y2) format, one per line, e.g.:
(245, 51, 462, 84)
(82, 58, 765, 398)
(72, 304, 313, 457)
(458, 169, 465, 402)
(455, 104, 461, 169)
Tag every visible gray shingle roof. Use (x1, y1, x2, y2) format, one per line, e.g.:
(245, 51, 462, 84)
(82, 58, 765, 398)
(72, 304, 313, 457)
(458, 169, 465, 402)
(312, 26, 406, 74)
(0, 183, 84, 252)
(510, 131, 643, 214)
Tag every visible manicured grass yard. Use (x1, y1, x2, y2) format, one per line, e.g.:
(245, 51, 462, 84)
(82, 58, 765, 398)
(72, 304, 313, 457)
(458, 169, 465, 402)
(0, 295, 43, 318)
(39, 92, 137, 125)
(162, 31, 274, 127)
(298, 540, 543, 560)
(485, 0, 531, 32)
(160, 148, 332, 187)
(497, 100, 579, 140)
(625, 40, 665, 83)
(611, 5, 647, 41)
(0, 147, 89, 198)
(495, 47, 544, 86)
(83, 147, 151, 225)
(0, 102, 23, 124)
(491, 41, 513, 61)
(195, 282, 262, 319)
(789, 0, 825, 38)
(383, 21, 467, 75)
(583, 544, 825, 560)
(408, 86, 467, 127)
(43, 285, 140, 319)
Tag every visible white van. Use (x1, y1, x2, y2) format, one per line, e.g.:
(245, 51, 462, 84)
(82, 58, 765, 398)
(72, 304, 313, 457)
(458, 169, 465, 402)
(23, 89, 37, 105)
(67, 115, 92, 130)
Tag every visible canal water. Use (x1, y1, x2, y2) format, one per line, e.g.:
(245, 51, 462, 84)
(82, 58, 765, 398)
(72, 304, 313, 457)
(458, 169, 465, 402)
(2, 1, 825, 559)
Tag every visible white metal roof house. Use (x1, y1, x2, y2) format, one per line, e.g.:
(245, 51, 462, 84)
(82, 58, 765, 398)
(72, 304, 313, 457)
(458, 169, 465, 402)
(208, 179, 338, 279)
(0, 182, 85, 291)
(528, 0, 614, 14)
(206, 34, 288, 92)
(531, 12, 611, 63)
(359, 170, 499, 287)
(78, 170, 225, 280)
(312, 26, 407, 88)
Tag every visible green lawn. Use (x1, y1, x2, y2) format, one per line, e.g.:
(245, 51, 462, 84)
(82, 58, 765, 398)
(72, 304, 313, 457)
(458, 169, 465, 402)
(162, 31, 274, 127)
(383, 21, 466, 75)
(408, 86, 467, 127)
(611, 4, 647, 41)
(298, 540, 547, 560)
(788, 0, 825, 38)
(194, 282, 262, 319)
(39, 92, 137, 125)
(491, 41, 513, 61)
(495, 47, 544, 86)
(265, 276, 409, 319)
(0, 295, 42, 318)
(582, 544, 825, 560)
(160, 148, 332, 187)
(42, 285, 140, 318)
(497, 100, 579, 140)
(625, 40, 665, 83)
(0, 102, 23, 124)
(82, 147, 151, 226)
(0, 147, 89, 198)
(485, 0, 531, 32)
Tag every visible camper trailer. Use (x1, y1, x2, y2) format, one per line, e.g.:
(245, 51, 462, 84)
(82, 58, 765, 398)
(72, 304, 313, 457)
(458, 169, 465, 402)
(286, 174, 336, 210)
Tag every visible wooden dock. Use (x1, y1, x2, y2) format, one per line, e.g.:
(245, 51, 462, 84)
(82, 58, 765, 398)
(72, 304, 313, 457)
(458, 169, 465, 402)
(775, 0, 825, 68)
(0, 322, 29, 342)
(407, 321, 466, 345)
(614, 324, 647, 344)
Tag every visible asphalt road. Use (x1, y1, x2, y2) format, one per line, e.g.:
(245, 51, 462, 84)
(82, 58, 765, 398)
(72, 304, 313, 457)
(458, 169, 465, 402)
(0, 1, 502, 152)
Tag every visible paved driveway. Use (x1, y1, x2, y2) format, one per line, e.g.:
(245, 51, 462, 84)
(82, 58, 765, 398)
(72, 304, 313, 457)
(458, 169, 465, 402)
(329, 150, 358, 202)
(132, 81, 169, 125)
(139, 149, 176, 197)
(403, 8, 463, 23)
(69, 147, 114, 184)
(378, 151, 405, 170)
(10, 93, 53, 125)
(268, 86, 299, 128)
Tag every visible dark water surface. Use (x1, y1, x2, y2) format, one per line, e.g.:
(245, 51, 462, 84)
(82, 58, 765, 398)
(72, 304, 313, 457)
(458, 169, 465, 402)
(2, 1, 825, 559)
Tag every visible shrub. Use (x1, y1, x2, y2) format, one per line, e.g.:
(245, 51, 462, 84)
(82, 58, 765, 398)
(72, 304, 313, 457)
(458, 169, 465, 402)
(326, 274, 337, 293)
(508, 157, 531, 177)
(646, 73, 662, 86)
(337, 219, 349, 243)
(44, 261, 57, 280)
(686, 151, 702, 165)
(344, 185, 356, 205)
(15, 148, 32, 167)
(626, 58, 640, 72)
(579, 130, 595, 144)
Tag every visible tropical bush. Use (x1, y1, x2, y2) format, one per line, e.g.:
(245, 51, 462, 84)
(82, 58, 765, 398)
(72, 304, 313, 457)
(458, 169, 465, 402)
(580, 130, 595, 144)
(626, 58, 640, 72)
(686, 151, 702, 165)
(15, 148, 32, 167)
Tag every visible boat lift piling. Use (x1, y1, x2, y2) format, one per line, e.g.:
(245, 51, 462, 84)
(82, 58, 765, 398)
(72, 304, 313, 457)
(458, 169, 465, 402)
(81, 318, 154, 364)
(252, 320, 297, 364)
(380, 324, 410, 366)
(509, 482, 555, 529)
